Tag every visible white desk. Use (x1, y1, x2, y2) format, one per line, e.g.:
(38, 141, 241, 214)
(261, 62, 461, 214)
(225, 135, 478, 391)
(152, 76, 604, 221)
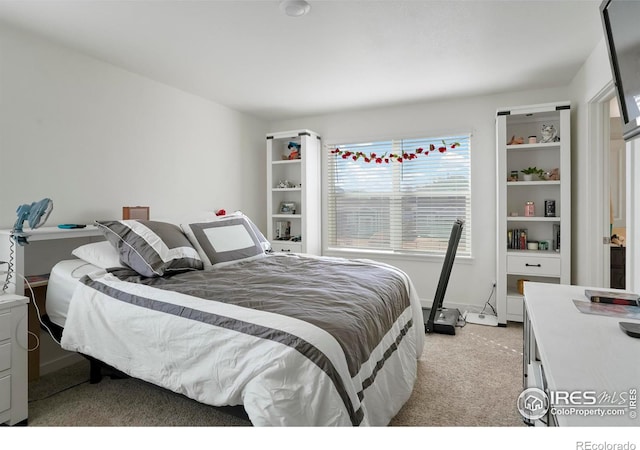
(0, 226, 103, 380)
(523, 282, 640, 426)
(0, 226, 103, 296)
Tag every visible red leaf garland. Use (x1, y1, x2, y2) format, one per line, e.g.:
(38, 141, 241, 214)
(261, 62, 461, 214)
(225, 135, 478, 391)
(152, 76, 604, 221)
(330, 140, 460, 164)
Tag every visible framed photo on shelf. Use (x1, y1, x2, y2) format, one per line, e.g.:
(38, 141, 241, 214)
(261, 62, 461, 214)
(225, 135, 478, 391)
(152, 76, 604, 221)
(279, 202, 296, 214)
(275, 221, 291, 240)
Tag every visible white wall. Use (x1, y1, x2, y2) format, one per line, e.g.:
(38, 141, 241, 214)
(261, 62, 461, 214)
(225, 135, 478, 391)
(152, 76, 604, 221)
(0, 24, 269, 376)
(627, 139, 640, 292)
(568, 38, 618, 287)
(269, 87, 569, 310)
(0, 24, 268, 231)
(0, 19, 619, 315)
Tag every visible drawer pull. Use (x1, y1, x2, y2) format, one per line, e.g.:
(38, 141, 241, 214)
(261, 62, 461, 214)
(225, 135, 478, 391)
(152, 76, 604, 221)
(525, 263, 542, 267)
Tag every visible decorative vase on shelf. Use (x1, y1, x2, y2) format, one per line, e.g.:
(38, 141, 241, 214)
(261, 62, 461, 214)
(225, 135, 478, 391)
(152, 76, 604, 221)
(523, 174, 533, 181)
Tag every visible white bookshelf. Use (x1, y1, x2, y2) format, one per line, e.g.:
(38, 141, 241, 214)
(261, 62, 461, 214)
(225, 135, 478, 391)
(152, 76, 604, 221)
(496, 102, 571, 324)
(266, 129, 321, 254)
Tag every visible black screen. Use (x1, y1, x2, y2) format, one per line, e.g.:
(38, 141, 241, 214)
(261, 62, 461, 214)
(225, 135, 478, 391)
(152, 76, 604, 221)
(602, 0, 640, 141)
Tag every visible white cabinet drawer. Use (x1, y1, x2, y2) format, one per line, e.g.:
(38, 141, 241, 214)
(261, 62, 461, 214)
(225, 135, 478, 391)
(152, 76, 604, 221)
(0, 343, 10, 372)
(0, 375, 10, 414)
(507, 254, 560, 277)
(0, 313, 10, 341)
(272, 241, 302, 253)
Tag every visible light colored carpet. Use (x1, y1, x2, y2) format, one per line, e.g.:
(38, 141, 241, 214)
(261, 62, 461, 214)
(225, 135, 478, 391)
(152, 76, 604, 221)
(27, 322, 525, 427)
(390, 321, 525, 426)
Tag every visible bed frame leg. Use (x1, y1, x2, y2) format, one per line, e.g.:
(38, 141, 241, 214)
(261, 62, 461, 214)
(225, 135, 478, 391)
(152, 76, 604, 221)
(89, 358, 103, 384)
(84, 355, 128, 383)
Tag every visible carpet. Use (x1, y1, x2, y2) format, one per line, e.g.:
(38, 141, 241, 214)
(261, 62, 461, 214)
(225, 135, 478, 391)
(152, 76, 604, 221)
(27, 322, 525, 427)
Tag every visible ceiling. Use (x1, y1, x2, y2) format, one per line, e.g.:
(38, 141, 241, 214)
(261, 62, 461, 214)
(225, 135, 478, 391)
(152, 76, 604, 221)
(0, 0, 605, 121)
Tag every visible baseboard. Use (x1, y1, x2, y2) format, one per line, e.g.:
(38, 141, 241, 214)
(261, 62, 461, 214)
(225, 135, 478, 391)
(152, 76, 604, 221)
(420, 298, 486, 315)
(40, 352, 84, 377)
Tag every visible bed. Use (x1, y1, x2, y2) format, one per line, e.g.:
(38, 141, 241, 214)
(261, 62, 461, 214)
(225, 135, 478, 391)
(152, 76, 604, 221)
(45, 214, 424, 426)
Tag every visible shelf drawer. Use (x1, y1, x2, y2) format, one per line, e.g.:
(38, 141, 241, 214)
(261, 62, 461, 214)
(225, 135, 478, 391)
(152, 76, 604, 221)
(0, 375, 10, 414)
(272, 242, 302, 253)
(0, 313, 9, 341)
(0, 343, 10, 372)
(507, 254, 560, 276)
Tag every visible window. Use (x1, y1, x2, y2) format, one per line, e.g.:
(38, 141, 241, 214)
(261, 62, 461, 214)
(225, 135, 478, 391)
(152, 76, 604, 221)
(326, 135, 471, 257)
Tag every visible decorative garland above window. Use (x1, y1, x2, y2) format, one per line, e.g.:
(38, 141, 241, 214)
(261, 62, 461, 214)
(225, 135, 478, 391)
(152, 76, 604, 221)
(330, 141, 460, 163)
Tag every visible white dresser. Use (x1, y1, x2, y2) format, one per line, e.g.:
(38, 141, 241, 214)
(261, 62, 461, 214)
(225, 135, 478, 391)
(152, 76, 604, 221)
(523, 282, 640, 426)
(0, 294, 28, 425)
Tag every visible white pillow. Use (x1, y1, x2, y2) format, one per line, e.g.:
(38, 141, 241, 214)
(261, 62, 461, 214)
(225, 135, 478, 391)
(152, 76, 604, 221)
(72, 241, 125, 269)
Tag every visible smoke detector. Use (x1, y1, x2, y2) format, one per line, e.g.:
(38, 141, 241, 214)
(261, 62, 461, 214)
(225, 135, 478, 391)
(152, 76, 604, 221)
(280, 0, 311, 17)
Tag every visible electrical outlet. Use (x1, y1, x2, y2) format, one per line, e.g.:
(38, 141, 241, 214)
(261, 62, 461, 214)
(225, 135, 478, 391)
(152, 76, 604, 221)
(492, 280, 497, 287)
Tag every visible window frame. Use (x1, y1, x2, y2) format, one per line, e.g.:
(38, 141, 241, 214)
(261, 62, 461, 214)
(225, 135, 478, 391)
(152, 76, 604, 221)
(322, 132, 472, 259)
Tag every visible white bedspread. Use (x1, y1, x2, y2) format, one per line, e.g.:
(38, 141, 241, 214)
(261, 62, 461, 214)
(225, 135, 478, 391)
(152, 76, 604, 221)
(60, 255, 424, 426)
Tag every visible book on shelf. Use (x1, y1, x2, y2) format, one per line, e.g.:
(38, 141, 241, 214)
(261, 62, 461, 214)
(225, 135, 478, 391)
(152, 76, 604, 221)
(24, 273, 50, 288)
(507, 228, 528, 249)
(553, 223, 560, 251)
(584, 289, 640, 307)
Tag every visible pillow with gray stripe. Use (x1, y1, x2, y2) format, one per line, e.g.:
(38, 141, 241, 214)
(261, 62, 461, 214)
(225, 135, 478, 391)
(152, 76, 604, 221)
(96, 220, 203, 277)
(181, 215, 266, 268)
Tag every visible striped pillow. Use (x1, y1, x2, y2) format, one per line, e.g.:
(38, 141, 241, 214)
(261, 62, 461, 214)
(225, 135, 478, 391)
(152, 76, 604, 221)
(96, 220, 203, 277)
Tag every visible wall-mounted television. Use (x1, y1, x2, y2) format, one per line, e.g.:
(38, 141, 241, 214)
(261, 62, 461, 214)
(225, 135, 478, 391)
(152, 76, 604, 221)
(601, 0, 640, 142)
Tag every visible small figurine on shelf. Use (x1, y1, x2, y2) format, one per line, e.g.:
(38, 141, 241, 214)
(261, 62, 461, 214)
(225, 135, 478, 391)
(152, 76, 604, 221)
(508, 135, 525, 145)
(287, 142, 301, 160)
(276, 180, 297, 189)
(545, 168, 560, 180)
(540, 124, 560, 143)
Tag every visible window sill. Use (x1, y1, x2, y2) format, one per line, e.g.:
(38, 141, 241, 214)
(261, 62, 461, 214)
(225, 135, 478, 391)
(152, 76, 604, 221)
(323, 247, 474, 264)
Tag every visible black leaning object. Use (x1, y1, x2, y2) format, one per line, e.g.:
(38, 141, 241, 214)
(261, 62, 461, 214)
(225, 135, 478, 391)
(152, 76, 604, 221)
(424, 219, 465, 335)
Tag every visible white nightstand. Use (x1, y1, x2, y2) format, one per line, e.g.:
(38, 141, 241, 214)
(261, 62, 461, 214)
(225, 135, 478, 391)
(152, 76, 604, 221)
(0, 294, 28, 425)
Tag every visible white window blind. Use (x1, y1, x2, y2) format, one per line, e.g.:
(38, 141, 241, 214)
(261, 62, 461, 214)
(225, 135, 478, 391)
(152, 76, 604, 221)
(326, 135, 471, 256)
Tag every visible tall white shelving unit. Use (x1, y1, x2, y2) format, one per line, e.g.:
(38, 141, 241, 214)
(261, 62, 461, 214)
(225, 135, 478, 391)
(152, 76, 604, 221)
(266, 129, 321, 254)
(496, 102, 571, 325)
